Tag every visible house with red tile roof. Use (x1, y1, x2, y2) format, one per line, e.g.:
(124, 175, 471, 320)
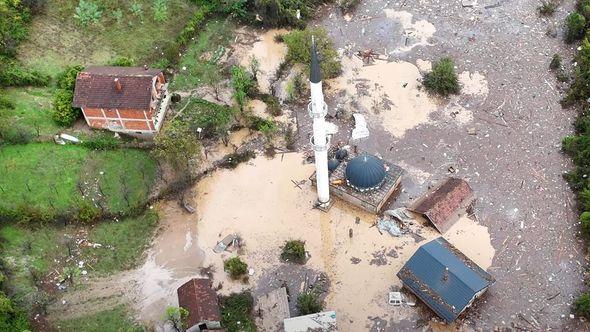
(73, 66, 170, 136)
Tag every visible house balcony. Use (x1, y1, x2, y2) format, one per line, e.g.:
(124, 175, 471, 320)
(153, 83, 170, 132)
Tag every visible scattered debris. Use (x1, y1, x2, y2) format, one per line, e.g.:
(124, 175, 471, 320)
(213, 234, 239, 253)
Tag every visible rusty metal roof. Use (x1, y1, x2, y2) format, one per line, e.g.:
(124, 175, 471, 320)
(397, 237, 495, 323)
(73, 66, 161, 110)
(408, 177, 474, 233)
(177, 278, 221, 328)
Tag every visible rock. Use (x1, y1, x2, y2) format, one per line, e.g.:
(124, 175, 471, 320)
(462, 0, 477, 7)
(467, 127, 477, 135)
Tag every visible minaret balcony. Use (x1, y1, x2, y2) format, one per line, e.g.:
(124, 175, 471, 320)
(307, 101, 328, 118)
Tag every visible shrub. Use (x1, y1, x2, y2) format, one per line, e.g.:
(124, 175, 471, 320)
(130, 2, 143, 18)
(565, 12, 587, 43)
(564, 38, 590, 104)
(0, 124, 34, 145)
(153, 0, 168, 22)
(231, 66, 255, 111)
(223, 257, 248, 279)
(575, 292, 590, 318)
(56, 65, 84, 91)
(0, 2, 32, 57)
(163, 306, 188, 331)
(283, 28, 342, 79)
(0, 57, 50, 87)
(580, 211, 590, 234)
(0, 292, 30, 331)
(110, 57, 134, 67)
(423, 57, 460, 96)
(261, 93, 282, 116)
(52, 89, 81, 126)
(252, 0, 317, 28)
(538, 0, 558, 16)
(181, 98, 236, 138)
(220, 150, 256, 169)
(177, 7, 210, 46)
(219, 292, 255, 332)
(0, 96, 14, 110)
(77, 200, 100, 223)
(297, 292, 323, 315)
(81, 134, 120, 150)
(550, 53, 562, 69)
(281, 240, 306, 263)
(74, 0, 103, 26)
(112, 8, 124, 23)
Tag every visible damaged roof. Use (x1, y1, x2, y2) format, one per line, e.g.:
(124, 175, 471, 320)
(177, 278, 221, 328)
(408, 177, 474, 233)
(397, 237, 495, 323)
(73, 66, 161, 110)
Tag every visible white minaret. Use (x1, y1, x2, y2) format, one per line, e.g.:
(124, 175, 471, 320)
(309, 37, 330, 206)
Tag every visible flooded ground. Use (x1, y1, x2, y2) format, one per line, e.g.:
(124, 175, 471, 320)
(192, 153, 494, 331)
(314, 0, 587, 330)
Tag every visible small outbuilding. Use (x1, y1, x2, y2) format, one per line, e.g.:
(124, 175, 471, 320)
(397, 237, 494, 323)
(408, 177, 474, 233)
(177, 278, 222, 331)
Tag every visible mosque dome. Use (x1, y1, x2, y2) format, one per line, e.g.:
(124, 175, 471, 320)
(328, 159, 340, 172)
(345, 154, 386, 192)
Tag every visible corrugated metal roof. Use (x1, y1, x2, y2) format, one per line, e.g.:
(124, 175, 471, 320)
(408, 177, 474, 233)
(284, 311, 337, 332)
(397, 237, 494, 322)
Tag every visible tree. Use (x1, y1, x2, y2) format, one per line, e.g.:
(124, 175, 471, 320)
(283, 27, 342, 79)
(52, 89, 81, 126)
(164, 306, 188, 332)
(423, 57, 460, 96)
(281, 240, 306, 263)
(153, 120, 201, 170)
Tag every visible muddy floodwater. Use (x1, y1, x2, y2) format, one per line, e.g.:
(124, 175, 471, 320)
(193, 153, 494, 331)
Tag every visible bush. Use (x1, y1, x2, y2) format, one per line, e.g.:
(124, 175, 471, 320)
(220, 150, 256, 169)
(580, 211, 590, 234)
(153, 120, 201, 169)
(181, 98, 236, 138)
(77, 200, 100, 223)
(252, 0, 317, 28)
(0, 96, 14, 110)
(177, 7, 211, 46)
(163, 306, 188, 331)
(538, 0, 558, 16)
(56, 65, 84, 91)
(297, 292, 323, 315)
(223, 257, 248, 279)
(261, 93, 282, 116)
(74, 0, 103, 26)
(219, 292, 255, 332)
(231, 66, 256, 111)
(0, 124, 34, 145)
(0, 2, 32, 58)
(110, 57, 134, 67)
(565, 12, 587, 43)
(0, 292, 30, 331)
(52, 89, 81, 126)
(283, 28, 342, 79)
(550, 53, 562, 69)
(575, 292, 590, 318)
(0, 57, 50, 87)
(423, 57, 460, 96)
(81, 134, 120, 150)
(281, 240, 306, 263)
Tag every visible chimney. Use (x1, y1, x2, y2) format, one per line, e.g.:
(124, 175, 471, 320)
(114, 78, 122, 92)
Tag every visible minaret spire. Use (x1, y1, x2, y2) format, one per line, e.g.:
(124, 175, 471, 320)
(310, 36, 322, 84)
(308, 36, 330, 207)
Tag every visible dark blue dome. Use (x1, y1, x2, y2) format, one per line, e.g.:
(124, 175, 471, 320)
(328, 159, 340, 172)
(345, 154, 386, 191)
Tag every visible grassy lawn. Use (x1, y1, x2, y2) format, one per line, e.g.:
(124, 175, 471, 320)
(171, 19, 234, 90)
(1, 88, 60, 137)
(0, 211, 158, 305)
(0, 143, 156, 219)
(19, 0, 197, 75)
(56, 305, 143, 332)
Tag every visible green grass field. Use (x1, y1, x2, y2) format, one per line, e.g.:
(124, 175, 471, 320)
(0, 143, 156, 219)
(0, 211, 158, 305)
(171, 19, 234, 90)
(56, 305, 143, 332)
(19, 0, 197, 76)
(1, 88, 60, 137)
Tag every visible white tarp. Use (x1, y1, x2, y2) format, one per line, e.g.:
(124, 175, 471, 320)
(351, 113, 369, 140)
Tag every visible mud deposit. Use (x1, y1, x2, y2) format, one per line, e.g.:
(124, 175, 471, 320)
(193, 154, 493, 331)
